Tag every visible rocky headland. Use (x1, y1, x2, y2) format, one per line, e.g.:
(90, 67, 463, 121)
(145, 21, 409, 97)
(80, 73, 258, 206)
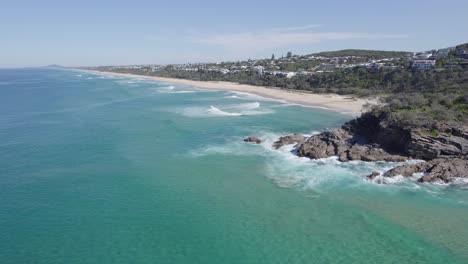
(246, 112, 468, 184)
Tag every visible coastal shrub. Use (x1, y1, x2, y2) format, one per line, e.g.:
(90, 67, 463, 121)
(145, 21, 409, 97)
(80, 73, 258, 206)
(388, 111, 435, 129)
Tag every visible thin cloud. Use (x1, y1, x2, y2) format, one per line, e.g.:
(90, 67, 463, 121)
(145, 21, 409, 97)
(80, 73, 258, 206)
(190, 25, 408, 53)
(268, 24, 323, 32)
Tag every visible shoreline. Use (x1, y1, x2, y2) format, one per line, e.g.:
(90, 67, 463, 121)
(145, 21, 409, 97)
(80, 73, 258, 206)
(77, 69, 372, 115)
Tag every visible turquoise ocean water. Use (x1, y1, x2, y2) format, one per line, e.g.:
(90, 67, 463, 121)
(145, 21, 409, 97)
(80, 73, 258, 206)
(1, 69, 467, 263)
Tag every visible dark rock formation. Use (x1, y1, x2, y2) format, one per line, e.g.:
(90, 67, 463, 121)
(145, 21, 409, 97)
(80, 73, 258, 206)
(295, 112, 467, 162)
(380, 158, 468, 183)
(243, 136, 262, 144)
(297, 129, 351, 160)
(406, 131, 467, 160)
(275, 112, 468, 184)
(367, 171, 381, 180)
(295, 124, 407, 162)
(272, 134, 306, 149)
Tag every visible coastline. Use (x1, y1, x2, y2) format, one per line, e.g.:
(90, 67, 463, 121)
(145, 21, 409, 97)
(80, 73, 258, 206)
(78, 69, 372, 115)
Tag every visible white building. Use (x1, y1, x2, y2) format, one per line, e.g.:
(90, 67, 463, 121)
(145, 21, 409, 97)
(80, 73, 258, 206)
(286, 72, 296, 78)
(432, 47, 454, 59)
(412, 60, 436, 70)
(253, 66, 265, 75)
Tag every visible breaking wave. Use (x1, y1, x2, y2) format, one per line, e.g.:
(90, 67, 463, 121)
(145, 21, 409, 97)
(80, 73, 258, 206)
(224, 91, 284, 102)
(178, 102, 272, 118)
(151, 85, 200, 94)
(224, 102, 260, 110)
(207, 106, 243, 116)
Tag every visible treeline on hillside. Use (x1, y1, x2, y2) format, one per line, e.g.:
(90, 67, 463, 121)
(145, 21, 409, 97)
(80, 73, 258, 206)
(311, 49, 411, 59)
(144, 66, 467, 97)
(366, 92, 468, 131)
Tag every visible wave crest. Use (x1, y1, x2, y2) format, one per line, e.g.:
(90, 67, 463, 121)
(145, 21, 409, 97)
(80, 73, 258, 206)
(207, 106, 243, 116)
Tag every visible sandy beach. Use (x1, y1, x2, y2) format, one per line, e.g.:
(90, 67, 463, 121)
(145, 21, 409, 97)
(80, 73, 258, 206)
(80, 70, 371, 115)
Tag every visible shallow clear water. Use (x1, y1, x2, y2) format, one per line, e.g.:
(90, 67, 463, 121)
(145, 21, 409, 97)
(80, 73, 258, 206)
(1, 69, 467, 263)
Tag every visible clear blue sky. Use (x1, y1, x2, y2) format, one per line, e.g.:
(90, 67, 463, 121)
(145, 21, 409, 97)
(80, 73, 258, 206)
(2, 0, 467, 67)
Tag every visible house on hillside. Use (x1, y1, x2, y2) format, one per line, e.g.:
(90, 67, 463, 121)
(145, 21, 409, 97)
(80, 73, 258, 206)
(456, 49, 468, 59)
(286, 72, 296, 78)
(366, 63, 382, 72)
(253, 66, 265, 75)
(432, 47, 455, 59)
(412, 60, 436, 70)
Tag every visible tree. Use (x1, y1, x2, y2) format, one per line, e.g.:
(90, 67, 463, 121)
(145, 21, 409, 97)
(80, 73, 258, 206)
(286, 51, 293, 58)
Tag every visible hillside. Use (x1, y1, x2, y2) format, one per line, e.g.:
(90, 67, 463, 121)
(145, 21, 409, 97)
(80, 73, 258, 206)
(311, 49, 412, 59)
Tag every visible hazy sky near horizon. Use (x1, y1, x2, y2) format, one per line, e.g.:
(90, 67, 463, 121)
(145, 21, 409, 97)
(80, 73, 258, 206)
(2, 0, 468, 67)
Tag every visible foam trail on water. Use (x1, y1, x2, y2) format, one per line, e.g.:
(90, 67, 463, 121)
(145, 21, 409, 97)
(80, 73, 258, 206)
(223, 102, 260, 110)
(172, 91, 197, 94)
(226, 91, 286, 103)
(207, 106, 243, 116)
(153, 85, 200, 94)
(177, 101, 274, 118)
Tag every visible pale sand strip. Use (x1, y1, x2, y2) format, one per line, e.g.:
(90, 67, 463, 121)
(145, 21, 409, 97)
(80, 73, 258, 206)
(79, 70, 371, 115)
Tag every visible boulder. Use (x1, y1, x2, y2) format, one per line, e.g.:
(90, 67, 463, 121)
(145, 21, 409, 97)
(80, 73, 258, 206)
(383, 158, 468, 183)
(243, 136, 262, 144)
(296, 129, 352, 159)
(417, 158, 468, 183)
(367, 171, 381, 180)
(272, 134, 306, 149)
(384, 162, 433, 177)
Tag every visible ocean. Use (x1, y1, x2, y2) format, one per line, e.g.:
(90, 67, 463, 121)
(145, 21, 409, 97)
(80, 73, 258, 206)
(1, 68, 467, 263)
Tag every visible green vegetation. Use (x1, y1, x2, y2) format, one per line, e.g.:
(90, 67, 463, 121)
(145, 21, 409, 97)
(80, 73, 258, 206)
(313, 49, 411, 59)
(148, 65, 466, 95)
(367, 92, 467, 130)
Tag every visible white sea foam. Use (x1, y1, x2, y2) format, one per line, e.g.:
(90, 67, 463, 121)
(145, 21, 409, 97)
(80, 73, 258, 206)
(75, 74, 82, 77)
(94, 73, 116, 79)
(225, 91, 288, 104)
(171, 90, 197, 94)
(449, 178, 468, 185)
(154, 85, 175, 92)
(152, 85, 200, 94)
(223, 102, 260, 110)
(207, 106, 243, 116)
(178, 101, 273, 118)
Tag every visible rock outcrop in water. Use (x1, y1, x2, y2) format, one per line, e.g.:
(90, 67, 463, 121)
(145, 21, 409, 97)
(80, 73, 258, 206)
(271, 112, 468, 184)
(272, 134, 306, 149)
(243, 136, 262, 144)
(370, 158, 468, 183)
(295, 129, 408, 162)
